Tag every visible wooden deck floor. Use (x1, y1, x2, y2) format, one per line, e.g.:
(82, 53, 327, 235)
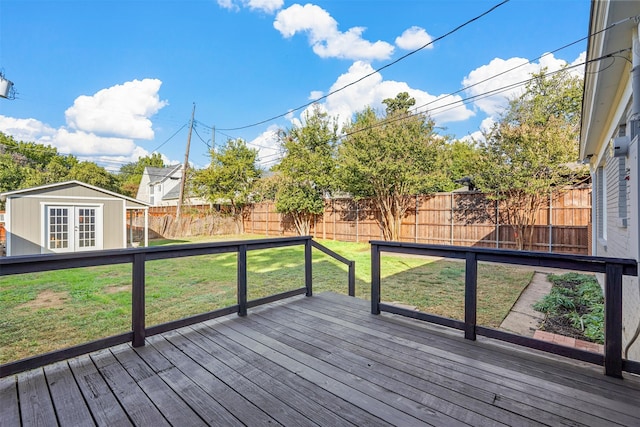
(2, 292, 640, 426)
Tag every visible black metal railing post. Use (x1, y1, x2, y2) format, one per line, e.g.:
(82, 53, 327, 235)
(348, 261, 356, 297)
(238, 245, 248, 316)
(605, 262, 623, 378)
(464, 252, 478, 341)
(305, 238, 313, 297)
(132, 252, 146, 347)
(371, 243, 381, 314)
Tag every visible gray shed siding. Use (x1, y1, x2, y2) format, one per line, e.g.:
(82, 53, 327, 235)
(6, 183, 141, 256)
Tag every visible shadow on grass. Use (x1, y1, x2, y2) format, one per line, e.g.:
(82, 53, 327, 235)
(149, 238, 190, 246)
(378, 260, 533, 329)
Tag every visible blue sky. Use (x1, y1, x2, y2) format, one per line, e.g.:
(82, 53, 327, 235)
(0, 0, 589, 171)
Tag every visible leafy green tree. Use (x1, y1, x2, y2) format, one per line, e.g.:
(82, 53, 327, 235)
(274, 105, 337, 235)
(68, 161, 120, 193)
(194, 138, 261, 233)
(119, 153, 165, 197)
(473, 68, 584, 250)
(445, 139, 482, 190)
(337, 92, 449, 241)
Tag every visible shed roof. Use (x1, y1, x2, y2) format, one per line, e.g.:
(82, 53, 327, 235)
(0, 180, 150, 208)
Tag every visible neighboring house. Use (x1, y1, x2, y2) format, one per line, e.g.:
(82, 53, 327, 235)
(136, 165, 182, 206)
(136, 165, 208, 207)
(0, 181, 149, 256)
(580, 1, 640, 360)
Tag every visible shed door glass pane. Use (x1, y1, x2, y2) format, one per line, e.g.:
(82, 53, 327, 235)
(77, 208, 96, 248)
(48, 207, 69, 249)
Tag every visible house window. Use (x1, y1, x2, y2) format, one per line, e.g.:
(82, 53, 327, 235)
(596, 166, 607, 240)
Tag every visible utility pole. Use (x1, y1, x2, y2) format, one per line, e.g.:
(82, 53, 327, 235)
(176, 103, 195, 221)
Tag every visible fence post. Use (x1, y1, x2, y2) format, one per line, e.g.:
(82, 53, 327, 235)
(604, 262, 623, 378)
(132, 252, 146, 347)
(238, 245, 247, 316)
(549, 192, 553, 253)
(333, 199, 336, 240)
(265, 203, 269, 236)
(323, 199, 327, 240)
(495, 201, 500, 248)
(305, 238, 313, 297)
(450, 193, 454, 245)
(415, 195, 419, 243)
(355, 201, 359, 243)
(371, 243, 381, 314)
(464, 252, 477, 341)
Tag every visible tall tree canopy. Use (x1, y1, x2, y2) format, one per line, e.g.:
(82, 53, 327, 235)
(193, 138, 261, 233)
(338, 92, 449, 241)
(0, 132, 119, 199)
(473, 68, 585, 250)
(274, 105, 337, 235)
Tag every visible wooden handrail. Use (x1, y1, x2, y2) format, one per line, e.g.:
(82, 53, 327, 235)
(370, 241, 638, 378)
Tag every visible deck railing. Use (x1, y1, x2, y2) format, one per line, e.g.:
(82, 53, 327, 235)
(370, 241, 639, 378)
(0, 236, 354, 378)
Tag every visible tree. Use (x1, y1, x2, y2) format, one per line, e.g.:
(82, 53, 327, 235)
(445, 139, 482, 190)
(274, 105, 337, 235)
(118, 153, 165, 197)
(338, 92, 449, 241)
(473, 68, 585, 250)
(68, 161, 120, 193)
(193, 138, 261, 233)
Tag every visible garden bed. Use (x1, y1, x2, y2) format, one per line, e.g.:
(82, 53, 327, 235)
(534, 272, 604, 344)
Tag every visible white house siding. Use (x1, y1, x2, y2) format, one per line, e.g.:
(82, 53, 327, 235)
(594, 135, 640, 361)
(137, 172, 152, 204)
(623, 137, 640, 361)
(581, 1, 640, 363)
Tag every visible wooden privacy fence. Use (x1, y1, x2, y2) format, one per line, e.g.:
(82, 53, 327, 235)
(244, 187, 591, 255)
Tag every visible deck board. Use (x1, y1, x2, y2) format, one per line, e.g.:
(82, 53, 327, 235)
(3, 292, 640, 426)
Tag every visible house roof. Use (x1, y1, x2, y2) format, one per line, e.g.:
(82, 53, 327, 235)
(580, 2, 639, 159)
(162, 184, 181, 200)
(145, 165, 182, 184)
(0, 180, 150, 207)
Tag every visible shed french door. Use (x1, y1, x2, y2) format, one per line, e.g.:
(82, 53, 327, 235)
(46, 206, 102, 253)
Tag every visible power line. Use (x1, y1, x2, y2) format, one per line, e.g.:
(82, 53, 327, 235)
(217, 0, 510, 131)
(150, 122, 188, 153)
(338, 49, 630, 141)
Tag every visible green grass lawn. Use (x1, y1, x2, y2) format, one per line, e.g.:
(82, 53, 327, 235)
(0, 236, 533, 363)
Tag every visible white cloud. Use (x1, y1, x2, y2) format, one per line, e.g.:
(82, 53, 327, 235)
(65, 78, 167, 140)
(248, 0, 283, 13)
(216, 0, 282, 13)
(249, 125, 281, 168)
(308, 61, 473, 130)
(273, 4, 394, 61)
(459, 117, 495, 143)
(0, 78, 170, 166)
(395, 26, 433, 50)
(462, 52, 584, 117)
(216, 0, 236, 10)
(309, 90, 323, 100)
(0, 116, 57, 143)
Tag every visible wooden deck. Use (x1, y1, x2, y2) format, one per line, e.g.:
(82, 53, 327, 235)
(2, 292, 640, 427)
